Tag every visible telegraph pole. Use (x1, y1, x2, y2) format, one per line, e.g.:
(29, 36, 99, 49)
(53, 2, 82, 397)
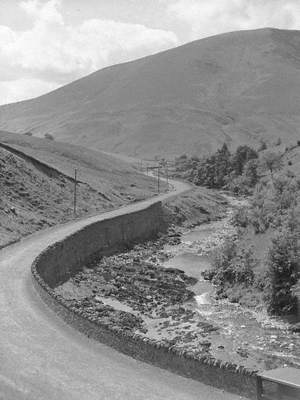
(165, 164, 169, 188)
(73, 168, 77, 215)
(157, 166, 160, 193)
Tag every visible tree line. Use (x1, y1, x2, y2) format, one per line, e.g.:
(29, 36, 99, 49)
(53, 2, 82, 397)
(174, 143, 300, 316)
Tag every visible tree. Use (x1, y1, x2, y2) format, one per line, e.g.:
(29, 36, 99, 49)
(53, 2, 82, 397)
(232, 145, 258, 176)
(214, 143, 232, 187)
(259, 151, 283, 180)
(243, 158, 259, 187)
(265, 230, 299, 315)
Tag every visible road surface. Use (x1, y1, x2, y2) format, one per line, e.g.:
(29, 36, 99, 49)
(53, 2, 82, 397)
(0, 178, 245, 400)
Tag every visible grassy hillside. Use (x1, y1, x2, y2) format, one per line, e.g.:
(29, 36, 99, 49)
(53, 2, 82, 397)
(0, 131, 161, 247)
(0, 130, 160, 198)
(0, 28, 300, 158)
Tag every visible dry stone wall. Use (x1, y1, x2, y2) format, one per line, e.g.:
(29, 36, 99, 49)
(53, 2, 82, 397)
(31, 200, 257, 399)
(35, 202, 163, 287)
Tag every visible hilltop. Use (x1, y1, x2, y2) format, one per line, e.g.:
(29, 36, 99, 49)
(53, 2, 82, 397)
(1, 28, 300, 158)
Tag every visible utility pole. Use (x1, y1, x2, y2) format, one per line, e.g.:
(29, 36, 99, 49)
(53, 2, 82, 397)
(73, 168, 77, 215)
(157, 166, 160, 193)
(165, 164, 169, 188)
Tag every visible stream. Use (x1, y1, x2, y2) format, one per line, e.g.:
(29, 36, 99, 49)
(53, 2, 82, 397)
(56, 193, 300, 372)
(162, 196, 300, 370)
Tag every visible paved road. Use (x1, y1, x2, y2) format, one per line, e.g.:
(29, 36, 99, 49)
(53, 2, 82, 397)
(0, 179, 244, 400)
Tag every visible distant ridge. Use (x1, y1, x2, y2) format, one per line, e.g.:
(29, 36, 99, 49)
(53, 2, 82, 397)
(1, 28, 300, 158)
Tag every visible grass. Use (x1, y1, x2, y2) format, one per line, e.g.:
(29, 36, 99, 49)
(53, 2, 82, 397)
(0, 130, 163, 201)
(0, 131, 165, 247)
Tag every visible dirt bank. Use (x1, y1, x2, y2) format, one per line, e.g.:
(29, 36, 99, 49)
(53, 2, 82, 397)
(162, 186, 227, 227)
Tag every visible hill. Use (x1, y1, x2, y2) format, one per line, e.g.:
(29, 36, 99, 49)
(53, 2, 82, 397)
(1, 28, 300, 158)
(0, 131, 161, 247)
(0, 130, 159, 197)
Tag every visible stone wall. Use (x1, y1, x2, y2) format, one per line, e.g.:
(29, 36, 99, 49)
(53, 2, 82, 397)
(31, 200, 257, 399)
(35, 202, 164, 287)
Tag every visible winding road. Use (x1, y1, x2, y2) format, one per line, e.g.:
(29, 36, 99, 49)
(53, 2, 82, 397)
(0, 178, 245, 400)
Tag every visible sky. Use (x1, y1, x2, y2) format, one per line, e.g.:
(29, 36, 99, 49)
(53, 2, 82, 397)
(0, 0, 300, 105)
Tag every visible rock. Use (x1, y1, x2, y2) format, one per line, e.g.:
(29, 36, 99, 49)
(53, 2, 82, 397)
(200, 340, 211, 348)
(237, 348, 248, 358)
(290, 322, 300, 333)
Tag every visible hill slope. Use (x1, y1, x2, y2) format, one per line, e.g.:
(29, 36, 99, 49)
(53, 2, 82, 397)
(1, 28, 300, 158)
(0, 130, 159, 198)
(0, 131, 161, 247)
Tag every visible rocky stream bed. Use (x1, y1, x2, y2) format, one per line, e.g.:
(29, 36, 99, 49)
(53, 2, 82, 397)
(55, 195, 300, 373)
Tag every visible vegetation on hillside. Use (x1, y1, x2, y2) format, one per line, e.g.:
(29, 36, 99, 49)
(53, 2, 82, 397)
(174, 143, 260, 195)
(175, 143, 300, 316)
(0, 133, 161, 248)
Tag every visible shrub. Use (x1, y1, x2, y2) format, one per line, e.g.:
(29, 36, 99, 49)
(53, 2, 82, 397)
(203, 240, 237, 281)
(249, 182, 277, 233)
(273, 174, 299, 210)
(259, 151, 283, 179)
(232, 206, 249, 228)
(243, 158, 259, 186)
(225, 158, 259, 195)
(284, 204, 300, 233)
(232, 247, 256, 285)
(226, 174, 252, 195)
(247, 172, 300, 233)
(24, 131, 32, 136)
(264, 229, 299, 315)
(231, 145, 258, 176)
(205, 240, 256, 289)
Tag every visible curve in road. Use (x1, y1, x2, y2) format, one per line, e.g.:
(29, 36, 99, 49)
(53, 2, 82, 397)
(0, 178, 245, 400)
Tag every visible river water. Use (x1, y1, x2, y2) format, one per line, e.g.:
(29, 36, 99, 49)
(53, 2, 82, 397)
(162, 200, 300, 371)
(56, 193, 300, 371)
